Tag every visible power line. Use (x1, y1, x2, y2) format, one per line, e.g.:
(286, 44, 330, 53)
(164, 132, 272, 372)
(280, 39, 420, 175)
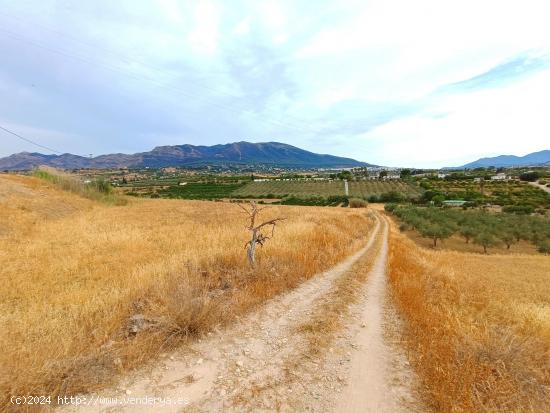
(0, 124, 64, 154)
(0, 9, 328, 128)
(0, 19, 329, 135)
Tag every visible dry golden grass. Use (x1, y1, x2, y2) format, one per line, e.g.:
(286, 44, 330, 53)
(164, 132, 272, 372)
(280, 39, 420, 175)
(0, 174, 372, 409)
(295, 219, 382, 354)
(388, 219, 550, 412)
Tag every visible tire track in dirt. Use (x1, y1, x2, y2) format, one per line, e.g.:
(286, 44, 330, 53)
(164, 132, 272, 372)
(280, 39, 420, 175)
(333, 217, 424, 412)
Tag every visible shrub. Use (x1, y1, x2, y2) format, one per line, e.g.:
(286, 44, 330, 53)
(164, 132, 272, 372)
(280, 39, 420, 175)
(349, 198, 368, 208)
(502, 205, 534, 215)
(537, 238, 550, 254)
(519, 171, 540, 182)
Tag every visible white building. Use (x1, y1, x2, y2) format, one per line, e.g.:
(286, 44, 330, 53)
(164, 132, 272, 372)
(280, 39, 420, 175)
(490, 173, 509, 181)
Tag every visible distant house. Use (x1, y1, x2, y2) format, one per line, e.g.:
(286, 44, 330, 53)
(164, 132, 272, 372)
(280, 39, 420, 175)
(437, 173, 448, 179)
(253, 179, 269, 182)
(442, 200, 467, 207)
(490, 173, 509, 181)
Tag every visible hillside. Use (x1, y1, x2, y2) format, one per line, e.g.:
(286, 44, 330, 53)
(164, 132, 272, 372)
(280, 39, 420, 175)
(0, 173, 372, 408)
(458, 149, 550, 168)
(0, 141, 371, 170)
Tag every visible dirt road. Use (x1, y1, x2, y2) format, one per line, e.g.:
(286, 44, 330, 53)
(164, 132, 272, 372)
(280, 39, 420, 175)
(529, 181, 550, 193)
(61, 213, 424, 413)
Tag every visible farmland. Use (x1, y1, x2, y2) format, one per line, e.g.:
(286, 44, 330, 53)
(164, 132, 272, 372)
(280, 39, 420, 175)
(388, 225, 550, 411)
(232, 179, 422, 200)
(420, 178, 550, 211)
(386, 204, 550, 254)
(0, 173, 372, 409)
(119, 175, 423, 204)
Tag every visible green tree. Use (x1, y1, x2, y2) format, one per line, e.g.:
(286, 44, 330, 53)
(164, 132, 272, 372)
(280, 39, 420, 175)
(474, 231, 499, 254)
(419, 222, 454, 248)
(400, 169, 412, 179)
(337, 170, 353, 180)
(432, 194, 445, 206)
(460, 226, 476, 243)
(499, 230, 517, 250)
(519, 171, 540, 182)
(537, 238, 550, 254)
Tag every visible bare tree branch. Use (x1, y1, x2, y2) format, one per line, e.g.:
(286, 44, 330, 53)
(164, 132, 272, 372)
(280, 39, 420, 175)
(237, 201, 285, 267)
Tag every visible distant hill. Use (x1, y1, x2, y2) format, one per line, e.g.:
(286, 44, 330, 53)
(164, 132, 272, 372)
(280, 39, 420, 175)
(0, 141, 373, 170)
(458, 150, 550, 168)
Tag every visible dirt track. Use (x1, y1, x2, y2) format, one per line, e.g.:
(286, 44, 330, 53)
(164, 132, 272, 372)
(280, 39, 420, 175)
(61, 212, 425, 412)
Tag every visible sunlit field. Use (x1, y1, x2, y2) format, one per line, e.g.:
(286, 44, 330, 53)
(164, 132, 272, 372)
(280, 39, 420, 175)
(0, 174, 372, 409)
(388, 222, 550, 412)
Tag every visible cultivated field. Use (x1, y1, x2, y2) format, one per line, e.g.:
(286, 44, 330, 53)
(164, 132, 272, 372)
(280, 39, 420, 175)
(387, 204, 550, 254)
(422, 179, 550, 210)
(0, 174, 372, 409)
(388, 224, 550, 411)
(232, 179, 422, 199)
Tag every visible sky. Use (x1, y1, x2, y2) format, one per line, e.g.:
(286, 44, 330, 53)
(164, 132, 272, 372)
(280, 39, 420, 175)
(1, 0, 550, 167)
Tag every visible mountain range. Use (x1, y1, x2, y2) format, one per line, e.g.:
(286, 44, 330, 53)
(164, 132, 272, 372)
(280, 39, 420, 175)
(0, 141, 371, 170)
(458, 150, 550, 168)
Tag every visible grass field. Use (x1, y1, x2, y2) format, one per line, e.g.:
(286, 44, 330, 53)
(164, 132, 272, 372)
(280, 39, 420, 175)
(232, 179, 422, 199)
(0, 174, 372, 409)
(388, 223, 550, 411)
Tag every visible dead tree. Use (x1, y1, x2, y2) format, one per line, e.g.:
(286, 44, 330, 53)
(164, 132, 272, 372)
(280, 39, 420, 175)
(238, 201, 285, 267)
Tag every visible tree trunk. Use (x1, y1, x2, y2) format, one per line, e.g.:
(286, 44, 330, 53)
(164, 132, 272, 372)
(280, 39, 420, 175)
(433, 237, 437, 248)
(247, 229, 258, 266)
(483, 245, 487, 254)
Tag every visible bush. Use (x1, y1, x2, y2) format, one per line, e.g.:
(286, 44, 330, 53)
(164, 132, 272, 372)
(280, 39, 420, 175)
(349, 198, 368, 208)
(502, 205, 534, 215)
(92, 178, 113, 194)
(519, 171, 540, 182)
(537, 239, 550, 254)
(379, 191, 405, 202)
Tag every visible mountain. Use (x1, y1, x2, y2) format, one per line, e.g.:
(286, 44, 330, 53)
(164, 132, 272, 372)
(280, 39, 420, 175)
(458, 150, 550, 168)
(0, 141, 372, 170)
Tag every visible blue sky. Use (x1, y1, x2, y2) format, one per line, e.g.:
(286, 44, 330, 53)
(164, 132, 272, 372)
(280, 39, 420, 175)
(1, 0, 550, 167)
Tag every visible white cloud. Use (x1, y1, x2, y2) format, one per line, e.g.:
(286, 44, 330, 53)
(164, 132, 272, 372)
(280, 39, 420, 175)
(188, 0, 222, 55)
(233, 17, 250, 36)
(2, 0, 550, 165)
(361, 70, 550, 167)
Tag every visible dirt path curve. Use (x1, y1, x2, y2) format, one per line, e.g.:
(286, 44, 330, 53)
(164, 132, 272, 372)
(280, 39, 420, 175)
(529, 181, 550, 193)
(334, 217, 423, 412)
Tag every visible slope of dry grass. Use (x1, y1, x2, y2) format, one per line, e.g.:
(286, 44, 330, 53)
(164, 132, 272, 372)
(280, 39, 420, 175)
(388, 220, 550, 412)
(0, 174, 372, 409)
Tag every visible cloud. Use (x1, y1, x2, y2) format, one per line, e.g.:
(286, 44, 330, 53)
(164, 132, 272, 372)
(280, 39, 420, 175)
(1, 0, 550, 167)
(438, 51, 550, 93)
